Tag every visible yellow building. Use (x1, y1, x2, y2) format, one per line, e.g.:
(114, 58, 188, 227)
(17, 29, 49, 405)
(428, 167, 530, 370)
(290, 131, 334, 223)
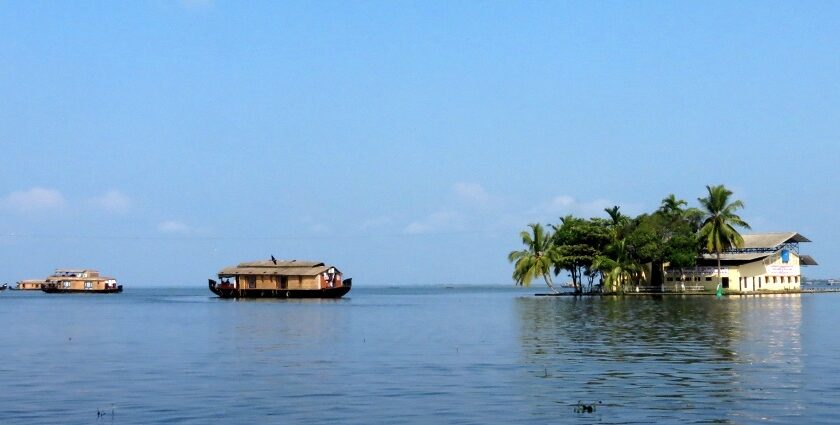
(663, 232, 817, 293)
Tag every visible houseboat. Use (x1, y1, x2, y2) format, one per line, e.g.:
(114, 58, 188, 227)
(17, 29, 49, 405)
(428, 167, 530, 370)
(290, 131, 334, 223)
(14, 280, 46, 290)
(40, 269, 123, 294)
(209, 259, 351, 299)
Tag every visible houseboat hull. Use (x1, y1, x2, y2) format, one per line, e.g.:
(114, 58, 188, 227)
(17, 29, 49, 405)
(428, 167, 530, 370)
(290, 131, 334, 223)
(209, 279, 351, 299)
(41, 285, 123, 294)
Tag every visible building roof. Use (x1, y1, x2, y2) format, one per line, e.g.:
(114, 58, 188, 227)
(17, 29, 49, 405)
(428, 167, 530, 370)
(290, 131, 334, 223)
(218, 259, 336, 277)
(700, 252, 771, 262)
(739, 232, 810, 250)
(800, 255, 819, 266)
(699, 249, 818, 265)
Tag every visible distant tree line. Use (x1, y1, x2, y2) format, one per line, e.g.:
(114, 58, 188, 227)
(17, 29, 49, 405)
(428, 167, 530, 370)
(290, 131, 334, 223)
(508, 185, 750, 294)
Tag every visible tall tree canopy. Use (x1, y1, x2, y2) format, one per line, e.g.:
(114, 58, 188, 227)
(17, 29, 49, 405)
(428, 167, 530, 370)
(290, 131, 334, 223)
(551, 216, 610, 293)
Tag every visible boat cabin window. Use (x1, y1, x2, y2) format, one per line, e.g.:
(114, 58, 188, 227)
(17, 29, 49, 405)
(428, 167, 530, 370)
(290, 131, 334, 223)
(62, 281, 71, 288)
(278, 276, 288, 290)
(84, 281, 92, 289)
(247, 276, 256, 289)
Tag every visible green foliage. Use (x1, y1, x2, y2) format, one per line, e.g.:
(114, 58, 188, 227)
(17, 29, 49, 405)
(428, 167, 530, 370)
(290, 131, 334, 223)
(697, 185, 751, 255)
(627, 199, 701, 280)
(593, 238, 642, 292)
(551, 215, 611, 293)
(508, 223, 559, 293)
(508, 185, 749, 294)
(697, 184, 751, 289)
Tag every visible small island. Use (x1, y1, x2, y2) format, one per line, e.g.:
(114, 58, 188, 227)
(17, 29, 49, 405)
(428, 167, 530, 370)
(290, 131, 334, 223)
(509, 185, 818, 295)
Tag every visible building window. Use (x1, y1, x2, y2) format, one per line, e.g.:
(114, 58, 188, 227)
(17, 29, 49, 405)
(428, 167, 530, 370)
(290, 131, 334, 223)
(705, 276, 712, 281)
(795, 276, 800, 283)
(695, 276, 701, 281)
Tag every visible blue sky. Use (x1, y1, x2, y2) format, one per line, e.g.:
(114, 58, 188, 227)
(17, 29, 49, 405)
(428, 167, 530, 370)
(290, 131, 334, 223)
(1, 1, 838, 286)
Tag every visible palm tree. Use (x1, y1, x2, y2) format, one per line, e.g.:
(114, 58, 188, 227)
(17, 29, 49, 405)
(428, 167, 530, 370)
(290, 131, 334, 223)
(658, 194, 687, 216)
(593, 239, 641, 293)
(697, 185, 751, 291)
(508, 223, 559, 293)
(604, 205, 627, 226)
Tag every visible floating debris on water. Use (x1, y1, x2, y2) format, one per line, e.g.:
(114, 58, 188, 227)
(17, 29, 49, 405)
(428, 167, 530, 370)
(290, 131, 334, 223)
(574, 400, 601, 414)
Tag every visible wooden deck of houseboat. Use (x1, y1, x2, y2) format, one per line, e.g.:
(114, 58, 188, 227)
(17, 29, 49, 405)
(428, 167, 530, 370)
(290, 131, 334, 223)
(42, 285, 123, 294)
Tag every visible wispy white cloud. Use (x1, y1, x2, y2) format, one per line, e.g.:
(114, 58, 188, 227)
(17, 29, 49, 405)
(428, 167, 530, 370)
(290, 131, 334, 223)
(157, 220, 191, 234)
(543, 195, 616, 217)
(452, 182, 490, 205)
(1, 187, 66, 213)
(518, 195, 644, 226)
(90, 190, 131, 214)
(404, 211, 461, 235)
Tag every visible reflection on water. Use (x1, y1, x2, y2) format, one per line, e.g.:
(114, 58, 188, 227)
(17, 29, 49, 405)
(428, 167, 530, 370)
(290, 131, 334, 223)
(515, 295, 808, 423)
(2, 288, 838, 423)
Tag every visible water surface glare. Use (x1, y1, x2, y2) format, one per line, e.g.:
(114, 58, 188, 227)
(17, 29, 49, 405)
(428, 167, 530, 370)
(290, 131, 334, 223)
(1, 287, 838, 423)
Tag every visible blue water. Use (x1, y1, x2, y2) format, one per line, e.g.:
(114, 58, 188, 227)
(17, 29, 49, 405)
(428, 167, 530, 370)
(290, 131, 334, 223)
(1, 286, 839, 424)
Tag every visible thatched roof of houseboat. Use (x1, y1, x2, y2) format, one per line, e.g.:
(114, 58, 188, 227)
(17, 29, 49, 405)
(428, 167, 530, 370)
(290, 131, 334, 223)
(237, 260, 325, 268)
(218, 259, 337, 277)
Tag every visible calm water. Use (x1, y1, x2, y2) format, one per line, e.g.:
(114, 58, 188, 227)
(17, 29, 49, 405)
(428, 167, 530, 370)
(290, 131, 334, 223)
(1, 286, 839, 424)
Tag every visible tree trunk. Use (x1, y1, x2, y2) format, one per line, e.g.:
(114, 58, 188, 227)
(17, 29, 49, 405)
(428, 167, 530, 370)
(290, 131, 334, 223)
(543, 273, 559, 294)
